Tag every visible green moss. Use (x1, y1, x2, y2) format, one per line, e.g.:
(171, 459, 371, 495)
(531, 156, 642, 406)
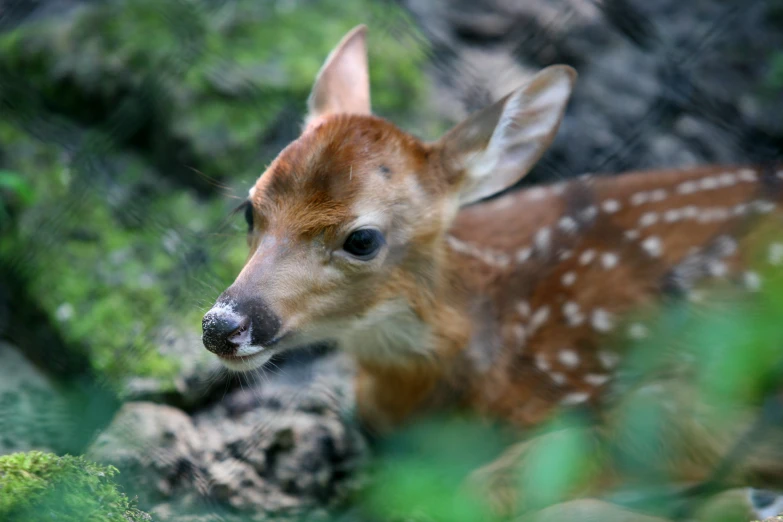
(0, 0, 431, 184)
(0, 119, 248, 391)
(0, 451, 151, 522)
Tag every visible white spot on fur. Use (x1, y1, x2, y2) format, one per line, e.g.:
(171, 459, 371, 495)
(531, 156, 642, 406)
(558, 349, 580, 368)
(627, 323, 649, 339)
(738, 169, 757, 182)
(563, 301, 580, 317)
(688, 290, 705, 303)
(535, 227, 552, 253)
(563, 302, 585, 326)
(579, 249, 596, 265)
(512, 324, 527, 343)
(682, 206, 699, 219)
(602, 199, 620, 213)
(591, 308, 614, 332)
(580, 205, 598, 221)
(639, 212, 659, 228)
(677, 181, 697, 195)
(625, 229, 640, 240)
(651, 189, 667, 202)
(584, 373, 610, 386)
(664, 209, 681, 223)
(558, 216, 578, 233)
(700, 177, 718, 190)
(718, 172, 736, 186)
(753, 200, 776, 214)
(530, 306, 550, 330)
(561, 392, 590, 405)
(535, 353, 551, 372)
(526, 187, 548, 201)
(516, 246, 532, 263)
(768, 243, 783, 265)
(631, 192, 649, 206)
(561, 271, 577, 286)
(641, 236, 663, 257)
(598, 350, 620, 369)
(558, 249, 573, 261)
(715, 235, 737, 256)
(550, 372, 567, 385)
(447, 236, 509, 268)
(743, 271, 761, 291)
(515, 300, 531, 317)
(600, 252, 618, 269)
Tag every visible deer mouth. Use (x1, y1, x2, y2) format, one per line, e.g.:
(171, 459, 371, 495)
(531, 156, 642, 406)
(216, 331, 293, 370)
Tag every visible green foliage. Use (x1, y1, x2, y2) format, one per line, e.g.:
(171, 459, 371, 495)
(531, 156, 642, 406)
(0, 451, 150, 522)
(364, 417, 508, 522)
(0, 119, 247, 391)
(0, 169, 35, 226)
(0, 0, 431, 183)
(766, 52, 783, 89)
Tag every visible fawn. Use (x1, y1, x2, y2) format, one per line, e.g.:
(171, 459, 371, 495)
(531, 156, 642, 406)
(202, 25, 783, 517)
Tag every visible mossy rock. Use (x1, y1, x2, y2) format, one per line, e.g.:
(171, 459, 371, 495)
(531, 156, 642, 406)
(0, 451, 151, 521)
(0, 118, 247, 395)
(0, 0, 432, 191)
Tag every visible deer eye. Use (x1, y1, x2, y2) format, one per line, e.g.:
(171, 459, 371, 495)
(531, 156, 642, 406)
(244, 202, 254, 233)
(343, 229, 384, 260)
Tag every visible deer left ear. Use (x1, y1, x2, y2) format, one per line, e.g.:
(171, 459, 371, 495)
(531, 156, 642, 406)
(305, 25, 371, 127)
(436, 65, 577, 206)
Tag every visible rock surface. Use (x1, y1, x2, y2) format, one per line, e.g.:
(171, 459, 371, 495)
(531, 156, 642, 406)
(403, 0, 783, 188)
(87, 352, 366, 521)
(0, 343, 68, 455)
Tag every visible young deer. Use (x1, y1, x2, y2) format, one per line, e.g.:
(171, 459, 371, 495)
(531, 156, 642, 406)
(201, 25, 783, 517)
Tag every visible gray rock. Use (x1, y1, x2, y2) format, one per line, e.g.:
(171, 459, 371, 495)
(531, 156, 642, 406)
(87, 353, 367, 521)
(403, 0, 783, 186)
(0, 342, 70, 454)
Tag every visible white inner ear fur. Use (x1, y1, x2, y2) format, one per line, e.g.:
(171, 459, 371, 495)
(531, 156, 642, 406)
(458, 66, 576, 206)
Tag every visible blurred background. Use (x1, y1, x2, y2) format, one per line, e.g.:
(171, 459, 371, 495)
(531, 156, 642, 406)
(0, 0, 782, 520)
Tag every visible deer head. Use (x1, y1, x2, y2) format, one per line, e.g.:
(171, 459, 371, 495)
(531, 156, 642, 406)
(201, 25, 577, 371)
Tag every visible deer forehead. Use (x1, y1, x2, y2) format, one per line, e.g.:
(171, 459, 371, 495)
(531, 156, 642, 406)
(248, 115, 437, 238)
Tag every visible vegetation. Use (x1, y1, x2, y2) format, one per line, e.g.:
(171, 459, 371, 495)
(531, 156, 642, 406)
(0, 451, 150, 522)
(0, 0, 431, 394)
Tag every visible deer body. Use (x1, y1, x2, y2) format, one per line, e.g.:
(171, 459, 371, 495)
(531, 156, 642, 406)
(354, 163, 783, 431)
(201, 25, 783, 517)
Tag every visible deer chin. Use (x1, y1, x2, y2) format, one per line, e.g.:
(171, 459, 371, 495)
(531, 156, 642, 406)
(218, 349, 274, 372)
(216, 331, 294, 372)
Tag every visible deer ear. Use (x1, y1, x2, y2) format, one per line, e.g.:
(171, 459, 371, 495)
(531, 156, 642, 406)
(437, 65, 577, 206)
(305, 25, 370, 126)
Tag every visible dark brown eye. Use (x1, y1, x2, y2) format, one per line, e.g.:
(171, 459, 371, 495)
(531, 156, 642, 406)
(244, 202, 253, 233)
(343, 229, 384, 260)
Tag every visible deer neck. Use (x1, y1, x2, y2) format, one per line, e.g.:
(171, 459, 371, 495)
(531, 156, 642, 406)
(349, 230, 482, 433)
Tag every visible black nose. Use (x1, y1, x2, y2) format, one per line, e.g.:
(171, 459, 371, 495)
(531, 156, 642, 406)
(202, 296, 282, 356)
(202, 311, 247, 355)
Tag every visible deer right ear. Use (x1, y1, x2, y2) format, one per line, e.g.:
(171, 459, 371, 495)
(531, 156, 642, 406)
(305, 25, 371, 127)
(436, 65, 577, 206)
